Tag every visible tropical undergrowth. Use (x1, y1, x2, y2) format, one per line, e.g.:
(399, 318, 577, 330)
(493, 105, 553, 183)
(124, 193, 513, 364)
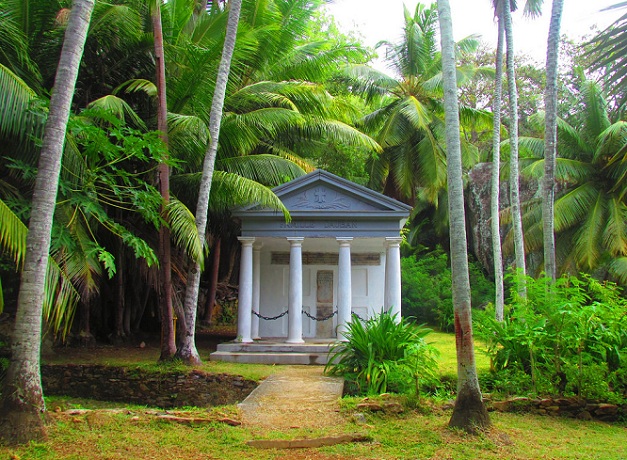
(401, 246, 494, 331)
(475, 273, 627, 403)
(325, 311, 439, 396)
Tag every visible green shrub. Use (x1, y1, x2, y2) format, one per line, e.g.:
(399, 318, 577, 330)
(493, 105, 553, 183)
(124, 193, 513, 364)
(401, 247, 494, 331)
(476, 273, 627, 401)
(325, 311, 439, 396)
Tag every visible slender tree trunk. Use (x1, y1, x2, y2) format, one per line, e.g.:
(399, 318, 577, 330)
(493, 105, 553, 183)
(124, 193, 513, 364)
(437, 0, 490, 433)
(503, 0, 527, 296)
(0, 0, 94, 445)
(542, 0, 563, 281)
(203, 237, 221, 324)
(114, 241, 125, 341)
(492, 7, 505, 322)
(177, 0, 243, 364)
(152, 0, 176, 361)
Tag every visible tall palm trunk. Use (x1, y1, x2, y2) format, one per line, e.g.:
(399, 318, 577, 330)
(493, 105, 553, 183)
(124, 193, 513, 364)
(437, 0, 490, 433)
(542, 0, 564, 281)
(203, 236, 221, 324)
(503, 0, 527, 296)
(492, 6, 505, 321)
(152, 0, 176, 361)
(176, 0, 243, 364)
(0, 0, 94, 444)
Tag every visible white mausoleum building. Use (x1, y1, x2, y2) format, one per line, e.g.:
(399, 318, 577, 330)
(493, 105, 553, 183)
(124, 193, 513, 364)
(211, 170, 411, 364)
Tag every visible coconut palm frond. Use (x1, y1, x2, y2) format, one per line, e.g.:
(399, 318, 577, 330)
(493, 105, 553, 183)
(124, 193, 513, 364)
(603, 197, 627, 257)
(553, 183, 599, 233)
(0, 63, 41, 143)
(574, 191, 606, 270)
(167, 197, 204, 267)
(113, 78, 157, 97)
(209, 171, 290, 220)
(518, 136, 545, 159)
(579, 80, 611, 141)
(608, 256, 627, 284)
(168, 112, 210, 170)
(301, 118, 382, 153)
(458, 106, 493, 132)
(86, 95, 147, 130)
(0, 197, 27, 266)
(43, 258, 80, 341)
(0, 197, 79, 335)
(400, 96, 433, 132)
(216, 154, 305, 186)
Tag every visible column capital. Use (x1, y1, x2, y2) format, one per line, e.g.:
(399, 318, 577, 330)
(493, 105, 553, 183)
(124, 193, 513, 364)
(253, 241, 263, 250)
(287, 237, 304, 245)
(336, 237, 353, 246)
(238, 236, 256, 246)
(385, 236, 403, 247)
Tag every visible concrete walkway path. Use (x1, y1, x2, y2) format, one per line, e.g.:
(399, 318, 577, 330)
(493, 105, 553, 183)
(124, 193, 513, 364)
(238, 366, 345, 429)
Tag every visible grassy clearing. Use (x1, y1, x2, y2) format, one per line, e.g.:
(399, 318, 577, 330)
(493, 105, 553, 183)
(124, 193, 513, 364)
(3, 400, 625, 459)
(3, 332, 623, 459)
(428, 330, 490, 377)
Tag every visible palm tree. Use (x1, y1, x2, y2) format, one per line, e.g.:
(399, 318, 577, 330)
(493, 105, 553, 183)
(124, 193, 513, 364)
(491, 1, 506, 321)
(150, 0, 176, 360)
(437, 0, 490, 433)
(543, 0, 565, 281)
(353, 4, 485, 207)
(177, 0, 243, 365)
(521, 80, 627, 283)
(0, 0, 94, 444)
(502, 0, 527, 295)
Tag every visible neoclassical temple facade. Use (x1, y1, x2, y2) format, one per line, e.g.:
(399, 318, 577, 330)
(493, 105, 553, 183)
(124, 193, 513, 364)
(232, 170, 411, 343)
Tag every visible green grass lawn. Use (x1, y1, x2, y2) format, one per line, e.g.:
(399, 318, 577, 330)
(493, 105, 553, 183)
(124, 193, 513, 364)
(428, 330, 490, 377)
(3, 332, 625, 459)
(3, 400, 625, 459)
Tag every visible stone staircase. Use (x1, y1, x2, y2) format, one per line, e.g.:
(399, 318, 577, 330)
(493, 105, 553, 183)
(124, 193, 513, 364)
(210, 339, 338, 365)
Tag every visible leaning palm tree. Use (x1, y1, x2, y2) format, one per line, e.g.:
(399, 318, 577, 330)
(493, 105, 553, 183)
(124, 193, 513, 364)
(437, 0, 491, 433)
(0, 0, 94, 444)
(177, 0, 244, 365)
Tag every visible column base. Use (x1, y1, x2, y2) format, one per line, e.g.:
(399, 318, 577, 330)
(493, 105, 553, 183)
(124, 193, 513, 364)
(286, 338, 305, 344)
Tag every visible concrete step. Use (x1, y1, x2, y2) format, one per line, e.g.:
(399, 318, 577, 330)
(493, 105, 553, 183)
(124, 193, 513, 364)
(210, 351, 330, 365)
(215, 342, 335, 354)
(210, 339, 340, 365)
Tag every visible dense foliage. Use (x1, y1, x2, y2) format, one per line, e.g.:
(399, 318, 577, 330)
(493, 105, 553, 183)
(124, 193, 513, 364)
(325, 312, 439, 396)
(401, 247, 494, 331)
(476, 273, 627, 402)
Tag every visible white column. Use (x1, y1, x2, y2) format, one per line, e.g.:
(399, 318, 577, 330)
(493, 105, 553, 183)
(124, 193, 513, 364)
(236, 237, 255, 343)
(287, 237, 305, 343)
(251, 242, 262, 340)
(385, 237, 403, 322)
(336, 237, 353, 341)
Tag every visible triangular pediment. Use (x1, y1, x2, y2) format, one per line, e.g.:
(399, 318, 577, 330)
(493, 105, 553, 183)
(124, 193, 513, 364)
(237, 170, 412, 215)
(234, 170, 411, 238)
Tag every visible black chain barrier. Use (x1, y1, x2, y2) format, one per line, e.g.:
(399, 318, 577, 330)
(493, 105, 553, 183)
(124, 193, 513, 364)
(351, 312, 368, 322)
(302, 309, 337, 322)
(252, 308, 339, 322)
(252, 310, 288, 321)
